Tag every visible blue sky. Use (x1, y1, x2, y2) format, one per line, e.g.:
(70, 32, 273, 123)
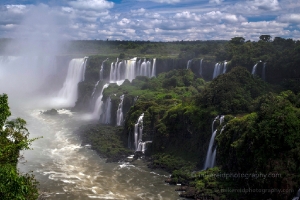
(0, 0, 299, 41)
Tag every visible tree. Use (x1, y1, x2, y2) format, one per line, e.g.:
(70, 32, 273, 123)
(229, 37, 245, 45)
(259, 35, 272, 42)
(0, 94, 39, 200)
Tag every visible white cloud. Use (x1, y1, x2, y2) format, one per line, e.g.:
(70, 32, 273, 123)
(250, 0, 280, 11)
(209, 0, 224, 4)
(68, 0, 114, 11)
(277, 14, 300, 24)
(139, 0, 181, 4)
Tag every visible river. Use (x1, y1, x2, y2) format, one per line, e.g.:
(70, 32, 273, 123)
(11, 105, 183, 200)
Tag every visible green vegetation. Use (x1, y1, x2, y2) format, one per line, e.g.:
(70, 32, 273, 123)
(76, 124, 133, 162)
(0, 94, 39, 200)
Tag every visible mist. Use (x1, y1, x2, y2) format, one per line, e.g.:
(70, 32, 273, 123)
(0, 4, 69, 109)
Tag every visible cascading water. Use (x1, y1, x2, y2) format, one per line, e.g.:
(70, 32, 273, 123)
(134, 113, 144, 151)
(187, 59, 192, 69)
(91, 59, 107, 97)
(212, 63, 222, 79)
(56, 57, 87, 107)
(151, 58, 156, 77)
(91, 81, 99, 97)
(92, 83, 109, 120)
(116, 94, 124, 126)
(223, 61, 227, 74)
(92, 57, 156, 121)
(251, 63, 258, 75)
(199, 59, 203, 76)
(212, 61, 227, 79)
(203, 115, 224, 169)
(100, 96, 112, 124)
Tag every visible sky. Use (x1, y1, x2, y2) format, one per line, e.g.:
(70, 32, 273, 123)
(0, 0, 300, 41)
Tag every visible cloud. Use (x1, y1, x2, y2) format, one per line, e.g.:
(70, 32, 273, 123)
(250, 0, 280, 11)
(209, 0, 224, 4)
(139, 0, 181, 4)
(68, 0, 114, 11)
(277, 14, 300, 24)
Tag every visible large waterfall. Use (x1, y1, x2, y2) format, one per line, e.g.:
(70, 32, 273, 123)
(203, 115, 224, 169)
(116, 94, 124, 126)
(91, 59, 107, 97)
(56, 57, 87, 107)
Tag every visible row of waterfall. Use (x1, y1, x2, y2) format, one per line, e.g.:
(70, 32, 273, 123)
(110, 57, 156, 85)
(203, 115, 225, 169)
(92, 57, 157, 125)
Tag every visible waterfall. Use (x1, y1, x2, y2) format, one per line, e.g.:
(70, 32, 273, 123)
(151, 58, 156, 77)
(199, 59, 203, 76)
(223, 61, 227, 74)
(91, 81, 99, 97)
(92, 83, 109, 120)
(100, 96, 112, 124)
(187, 59, 192, 69)
(213, 61, 227, 79)
(116, 94, 124, 126)
(212, 63, 222, 79)
(57, 57, 87, 107)
(251, 63, 258, 75)
(203, 115, 224, 169)
(134, 113, 144, 151)
(137, 141, 152, 153)
(91, 59, 107, 97)
(262, 62, 266, 81)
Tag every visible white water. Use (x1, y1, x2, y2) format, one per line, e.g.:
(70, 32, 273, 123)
(212, 63, 222, 79)
(134, 113, 144, 151)
(91, 57, 156, 121)
(137, 141, 152, 153)
(251, 63, 258, 75)
(187, 59, 192, 69)
(212, 61, 227, 79)
(100, 96, 112, 124)
(223, 61, 227, 74)
(56, 58, 87, 107)
(92, 83, 109, 120)
(116, 94, 124, 126)
(0, 55, 182, 200)
(13, 108, 182, 200)
(203, 115, 224, 169)
(199, 59, 203, 76)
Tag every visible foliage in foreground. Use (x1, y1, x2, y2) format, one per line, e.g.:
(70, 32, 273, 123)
(0, 94, 39, 200)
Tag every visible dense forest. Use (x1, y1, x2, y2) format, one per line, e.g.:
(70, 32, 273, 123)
(1, 35, 300, 199)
